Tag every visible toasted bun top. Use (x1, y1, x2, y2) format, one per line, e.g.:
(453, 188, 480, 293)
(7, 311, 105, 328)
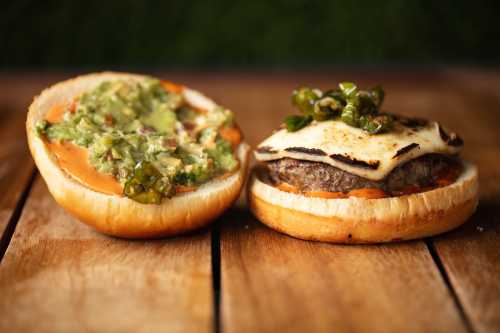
(255, 119, 462, 181)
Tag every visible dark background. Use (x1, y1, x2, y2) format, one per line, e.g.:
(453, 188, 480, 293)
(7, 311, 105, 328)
(1, 0, 499, 70)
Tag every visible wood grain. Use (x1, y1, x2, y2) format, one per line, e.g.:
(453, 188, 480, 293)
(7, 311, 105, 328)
(0, 177, 213, 333)
(2, 70, 500, 333)
(0, 110, 35, 245)
(221, 214, 466, 333)
(429, 71, 500, 333)
(0, 73, 59, 243)
(432, 199, 500, 333)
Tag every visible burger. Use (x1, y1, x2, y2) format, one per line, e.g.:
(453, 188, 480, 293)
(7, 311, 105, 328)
(249, 82, 478, 243)
(27, 72, 249, 238)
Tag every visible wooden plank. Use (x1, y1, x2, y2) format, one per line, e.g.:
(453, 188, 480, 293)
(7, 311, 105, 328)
(432, 191, 500, 333)
(0, 177, 213, 333)
(0, 110, 35, 245)
(221, 216, 466, 333)
(0, 73, 63, 243)
(430, 71, 500, 333)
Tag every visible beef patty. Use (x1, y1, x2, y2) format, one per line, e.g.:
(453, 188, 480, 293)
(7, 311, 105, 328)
(266, 154, 460, 195)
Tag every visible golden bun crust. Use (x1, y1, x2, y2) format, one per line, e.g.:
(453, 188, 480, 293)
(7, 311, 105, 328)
(27, 72, 250, 238)
(248, 162, 479, 243)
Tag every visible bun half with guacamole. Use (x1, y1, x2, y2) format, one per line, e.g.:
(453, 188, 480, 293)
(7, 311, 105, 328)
(27, 72, 249, 238)
(249, 83, 478, 243)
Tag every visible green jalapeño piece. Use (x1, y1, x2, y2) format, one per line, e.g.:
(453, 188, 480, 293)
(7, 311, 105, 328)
(284, 82, 393, 134)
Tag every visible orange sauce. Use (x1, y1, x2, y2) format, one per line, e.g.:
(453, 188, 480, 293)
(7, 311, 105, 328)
(393, 186, 421, 196)
(160, 80, 184, 93)
(276, 182, 388, 199)
(47, 141, 123, 195)
(347, 188, 387, 199)
(435, 164, 461, 187)
(277, 182, 300, 194)
(45, 101, 77, 123)
(219, 125, 243, 148)
(175, 185, 197, 193)
(436, 179, 453, 187)
(45, 104, 67, 123)
(304, 191, 347, 199)
(275, 163, 463, 199)
(44, 104, 122, 195)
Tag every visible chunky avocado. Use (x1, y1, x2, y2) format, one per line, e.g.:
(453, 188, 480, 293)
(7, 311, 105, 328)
(36, 77, 239, 204)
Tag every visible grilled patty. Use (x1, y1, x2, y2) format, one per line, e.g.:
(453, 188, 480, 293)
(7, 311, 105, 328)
(266, 154, 460, 195)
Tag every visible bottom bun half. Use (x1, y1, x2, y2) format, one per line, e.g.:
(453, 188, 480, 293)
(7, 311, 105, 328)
(27, 72, 250, 238)
(248, 162, 479, 243)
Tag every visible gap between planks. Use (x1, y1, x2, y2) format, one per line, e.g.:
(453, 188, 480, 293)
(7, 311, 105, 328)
(425, 239, 475, 333)
(0, 169, 37, 262)
(211, 221, 222, 333)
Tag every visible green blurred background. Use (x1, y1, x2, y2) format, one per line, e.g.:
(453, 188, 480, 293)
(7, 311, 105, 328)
(1, 0, 498, 69)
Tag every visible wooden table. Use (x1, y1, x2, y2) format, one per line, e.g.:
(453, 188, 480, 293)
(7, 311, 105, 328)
(0, 69, 499, 333)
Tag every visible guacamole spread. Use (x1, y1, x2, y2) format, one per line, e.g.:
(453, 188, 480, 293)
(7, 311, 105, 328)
(36, 77, 240, 204)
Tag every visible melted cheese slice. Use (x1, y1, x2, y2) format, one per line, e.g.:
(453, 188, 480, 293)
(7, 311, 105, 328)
(255, 120, 461, 181)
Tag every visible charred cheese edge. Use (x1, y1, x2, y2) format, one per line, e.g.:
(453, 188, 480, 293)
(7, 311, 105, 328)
(255, 120, 462, 181)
